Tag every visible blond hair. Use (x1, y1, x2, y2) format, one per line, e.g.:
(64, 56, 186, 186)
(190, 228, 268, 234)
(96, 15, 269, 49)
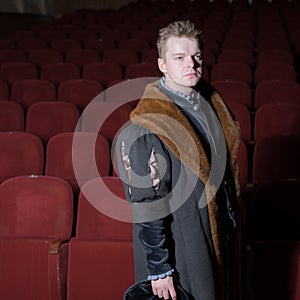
(157, 20, 203, 58)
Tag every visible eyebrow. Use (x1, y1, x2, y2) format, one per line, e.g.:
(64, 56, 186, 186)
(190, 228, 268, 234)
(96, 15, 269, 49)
(171, 51, 202, 57)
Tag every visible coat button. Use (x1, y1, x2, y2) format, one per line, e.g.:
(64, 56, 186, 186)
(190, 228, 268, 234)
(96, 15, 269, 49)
(193, 104, 200, 111)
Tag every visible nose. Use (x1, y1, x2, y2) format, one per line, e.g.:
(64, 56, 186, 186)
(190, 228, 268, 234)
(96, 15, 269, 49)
(186, 56, 195, 68)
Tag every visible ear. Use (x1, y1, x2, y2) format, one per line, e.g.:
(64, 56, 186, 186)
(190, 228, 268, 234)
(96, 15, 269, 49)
(157, 57, 167, 73)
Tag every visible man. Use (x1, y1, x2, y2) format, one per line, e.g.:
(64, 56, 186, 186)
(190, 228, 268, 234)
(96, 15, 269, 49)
(117, 20, 241, 300)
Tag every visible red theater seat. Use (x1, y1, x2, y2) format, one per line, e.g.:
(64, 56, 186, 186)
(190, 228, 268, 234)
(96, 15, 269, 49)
(0, 132, 44, 183)
(0, 100, 24, 131)
(17, 38, 49, 53)
(254, 103, 300, 141)
(82, 62, 123, 88)
(67, 176, 134, 300)
(0, 79, 9, 99)
(68, 239, 134, 300)
(103, 49, 139, 69)
(65, 49, 101, 68)
(0, 49, 27, 64)
(57, 79, 103, 111)
(81, 101, 133, 144)
(0, 62, 38, 86)
(124, 63, 161, 79)
(211, 62, 253, 86)
(11, 79, 56, 109)
(26, 101, 79, 143)
(212, 79, 252, 108)
(227, 102, 252, 142)
(45, 132, 110, 193)
(254, 63, 297, 86)
(28, 49, 63, 67)
(40, 62, 80, 86)
(0, 175, 74, 300)
(51, 39, 82, 55)
(254, 80, 300, 109)
(252, 135, 300, 185)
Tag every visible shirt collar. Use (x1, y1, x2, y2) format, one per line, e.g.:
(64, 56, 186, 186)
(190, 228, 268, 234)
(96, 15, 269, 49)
(159, 77, 200, 105)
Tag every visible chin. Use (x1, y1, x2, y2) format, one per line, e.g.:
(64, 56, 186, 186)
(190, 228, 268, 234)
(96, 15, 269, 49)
(186, 78, 200, 87)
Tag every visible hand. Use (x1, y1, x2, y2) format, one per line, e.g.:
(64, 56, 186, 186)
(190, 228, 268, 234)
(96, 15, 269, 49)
(151, 276, 177, 299)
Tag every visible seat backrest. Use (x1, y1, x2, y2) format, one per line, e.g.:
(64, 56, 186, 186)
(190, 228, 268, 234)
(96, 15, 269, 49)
(101, 29, 130, 43)
(0, 49, 27, 64)
(65, 49, 101, 68)
(0, 62, 39, 86)
(81, 101, 133, 143)
(252, 135, 300, 185)
(9, 30, 36, 42)
(0, 79, 9, 99)
(257, 39, 291, 53)
(212, 79, 252, 108)
(83, 39, 116, 54)
(40, 62, 81, 86)
(254, 62, 297, 86)
(124, 62, 162, 79)
(76, 177, 132, 240)
(254, 103, 300, 141)
(26, 101, 79, 143)
(140, 49, 159, 64)
(217, 49, 255, 68)
(211, 62, 253, 86)
(69, 30, 98, 42)
(118, 38, 150, 54)
(0, 175, 73, 239)
(227, 102, 252, 142)
(254, 80, 300, 109)
(57, 79, 103, 111)
(11, 79, 56, 109)
(236, 139, 248, 185)
(38, 29, 67, 42)
(0, 100, 24, 131)
(50, 38, 82, 54)
(28, 49, 64, 67)
(0, 132, 44, 183)
(45, 132, 110, 193)
(257, 49, 294, 66)
(102, 49, 139, 68)
(17, 38, 49, 53)
(82, 62, 123, 88)
(0, 39, 15, 49)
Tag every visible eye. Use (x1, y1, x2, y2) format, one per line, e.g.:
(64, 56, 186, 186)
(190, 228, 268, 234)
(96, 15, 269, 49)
(194, 54, 203, 61)
(175, 56, 183, 61)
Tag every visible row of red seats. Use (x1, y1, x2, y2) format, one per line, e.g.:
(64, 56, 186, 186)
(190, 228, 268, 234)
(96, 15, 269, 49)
(0, 128, 299, 196)
(0, 58, 297, 90)
(0, 61, 162, 88)
(0, 175, 134, 300)
(0, 46, 157, 66)
(0, 173, 300, 299)
(1, 96, 300, 143)
(1, 72, 299, 109)
(1, 78, 300, 138)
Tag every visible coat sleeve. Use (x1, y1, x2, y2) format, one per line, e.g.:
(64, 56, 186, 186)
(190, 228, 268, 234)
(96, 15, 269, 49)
(116, 124, 174, 276)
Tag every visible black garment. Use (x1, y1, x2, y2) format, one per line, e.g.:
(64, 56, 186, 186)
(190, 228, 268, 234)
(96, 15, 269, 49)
(124, 280, 194, 300)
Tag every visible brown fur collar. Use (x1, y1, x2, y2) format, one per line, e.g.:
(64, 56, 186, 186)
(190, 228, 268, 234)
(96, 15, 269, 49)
(130, 80, 241, 265)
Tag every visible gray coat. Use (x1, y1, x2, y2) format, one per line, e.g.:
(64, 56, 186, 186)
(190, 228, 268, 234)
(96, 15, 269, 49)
(116, 79, 240, 300)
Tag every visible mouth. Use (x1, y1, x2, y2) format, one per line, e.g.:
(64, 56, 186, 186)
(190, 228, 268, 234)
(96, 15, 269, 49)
(184, 73, 198, 77)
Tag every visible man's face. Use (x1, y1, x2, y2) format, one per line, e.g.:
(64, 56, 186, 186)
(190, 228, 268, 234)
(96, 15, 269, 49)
(158, 36, 203, 95)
